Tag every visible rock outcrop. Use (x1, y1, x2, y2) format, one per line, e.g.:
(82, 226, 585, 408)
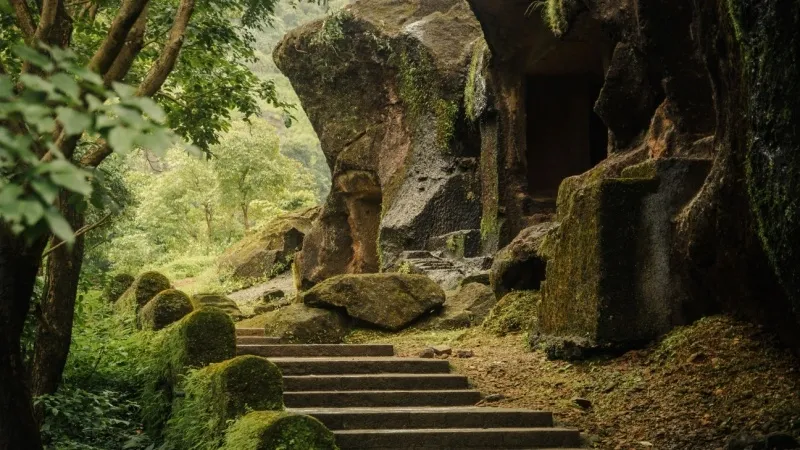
(302, 274, 445, 331)
(421, 282, 497, 330)
(490, 222, 557, 297)
(275, 0, 485, 290)
(219, 207, 319, 282)
(191, 293, 243, 318)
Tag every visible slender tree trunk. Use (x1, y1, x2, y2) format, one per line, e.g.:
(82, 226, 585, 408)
(0, 226, 47, 450)
(30, 194, 86, 411)
(241, 203, 250, 231)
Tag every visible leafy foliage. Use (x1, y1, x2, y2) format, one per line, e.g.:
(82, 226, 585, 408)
(0, 45, 175, 242)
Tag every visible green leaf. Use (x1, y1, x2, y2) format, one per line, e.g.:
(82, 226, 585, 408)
(0, 75, 12, 99)
(112, 82, 137, 98)
(50, 73, 81, 102)
(31, 180, 60, 204)
(12, 45, 55, 72)
(107, 127, 138, 155)
(20, 74, 55, 95)
(70, 67, 104, 86)
(56, 107, 92, 136)
(48, 160, 93, 196)
(44, 208, 75, 244)
(0, 0, 12, 14)
(127, 97, 167, 123)
(20, 199, 45, 225)
(138, 130, 174, 155)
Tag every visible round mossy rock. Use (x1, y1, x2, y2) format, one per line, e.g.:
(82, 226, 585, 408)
(105, 273, 134, 303)
(133, 271, 171, 309)
(171, 309, 237, 371)
(139, 289, 194, 331)
(220, 411, 338, 450)
(191, 293, 243, 317)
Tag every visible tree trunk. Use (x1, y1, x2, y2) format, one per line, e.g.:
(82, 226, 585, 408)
(30, 194, 86, 410)
(242, 204, 250, 231)
(0, 225, 47, 450)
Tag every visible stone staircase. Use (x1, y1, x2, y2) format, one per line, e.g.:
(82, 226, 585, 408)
(236, 328, 583, 449)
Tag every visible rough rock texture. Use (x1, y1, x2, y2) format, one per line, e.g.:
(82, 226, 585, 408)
(105, 273, 134, 303)
(191, 293, 243, 318)
(420, 282, 497, 330)
(302, 274, 446, 330)
(490, 222, 558, 297)
(276, 0, 485, 290)
(262, 304, 350, 344)
(139, 289, 194, 331)
(220, 411, 338, 450)
(483, 290, 540, 337)
(219, 207, 319, 282)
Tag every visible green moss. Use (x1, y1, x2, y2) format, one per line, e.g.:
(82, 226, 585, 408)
(483, 290, 541, 336)
(139, 289, 194, 331)
(310, 10, 355, 48)
(397, 48, 459, 152)
(446, 234, 466, 258)
(165, 356, 284, 450)
(192, 293, 243, 317)
(464, 38, 488, 122)
(220, 411, 339, 450)
(133, 271, 171, 309)
(537, 0, 583, 36)
(141, 309, 236, 437)
(263, 304, 350, 344)
(105, 273, 134, 303)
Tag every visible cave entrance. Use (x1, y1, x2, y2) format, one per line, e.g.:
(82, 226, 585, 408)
(525, 75, 608, 200)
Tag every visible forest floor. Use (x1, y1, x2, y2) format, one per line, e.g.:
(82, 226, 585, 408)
(347, 316, 800, 449)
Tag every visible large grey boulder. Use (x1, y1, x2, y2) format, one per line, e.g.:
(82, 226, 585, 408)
(421, 282, 497, 330)
(490, 222, 558, 297)
(302, 274, 445, 331)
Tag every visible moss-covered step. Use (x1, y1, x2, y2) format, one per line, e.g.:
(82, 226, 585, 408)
(268, 357, 451, 376)
(283, 374, 470, 391)
(220, 411, 338, 450)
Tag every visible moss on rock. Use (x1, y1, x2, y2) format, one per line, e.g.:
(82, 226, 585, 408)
(220, 411, 338, 450)
(105, 273, 134, 303)
(139, 289, 194, 331)
(263, 304, 350, 344)
(483, 290, 541, 336)
(192, 293, 243, 318)
(132, 271, 171, 309)
(303, 274, 446, 331)
(141, 309, 236, 436)
(165, 356, 284, 450)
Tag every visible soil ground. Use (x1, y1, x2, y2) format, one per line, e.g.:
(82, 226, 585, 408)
(346, 316, 800, 449)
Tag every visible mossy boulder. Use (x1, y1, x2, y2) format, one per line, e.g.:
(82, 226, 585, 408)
(142, 308, 236, 435)
(220, 411, 338, 450)
(263, 304, 350, 344)
(105, 273, 134, 303)
(490, 222, 558, 297)
(139, 289, 194, 331)
(220, 207, 319, 282)
(132, 271, 171, 309)
(192, 293, 243, 318)
(483, 290, 540, 337)
(165, 355, 284, 449)
(303, 274, 445, 331)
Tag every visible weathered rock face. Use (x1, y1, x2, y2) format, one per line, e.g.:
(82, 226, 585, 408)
(302, 274, 446, 330)
(262, 304, 350, 344)
(191, 294, 243, 318)
(275, 0, 484, 290)
(219, 207, 319, 282)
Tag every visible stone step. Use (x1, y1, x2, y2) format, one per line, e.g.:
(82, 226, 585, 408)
(235, 328, 264, 337)
(284, 374, 470, 391)
(236, 336, 281, 345)
(283, 390, 483, 408)
(237, 344, 395, 358)
(333, 428, 582, 449)
(269, 357, 452, 375)
(289, 407, 554, 430)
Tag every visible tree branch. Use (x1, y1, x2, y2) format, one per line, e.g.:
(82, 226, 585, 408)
(104, 4, 149, 85)
(88, 0, 151, 76)
(40, 212, 112, 258)
(136, 0, 195, 97)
